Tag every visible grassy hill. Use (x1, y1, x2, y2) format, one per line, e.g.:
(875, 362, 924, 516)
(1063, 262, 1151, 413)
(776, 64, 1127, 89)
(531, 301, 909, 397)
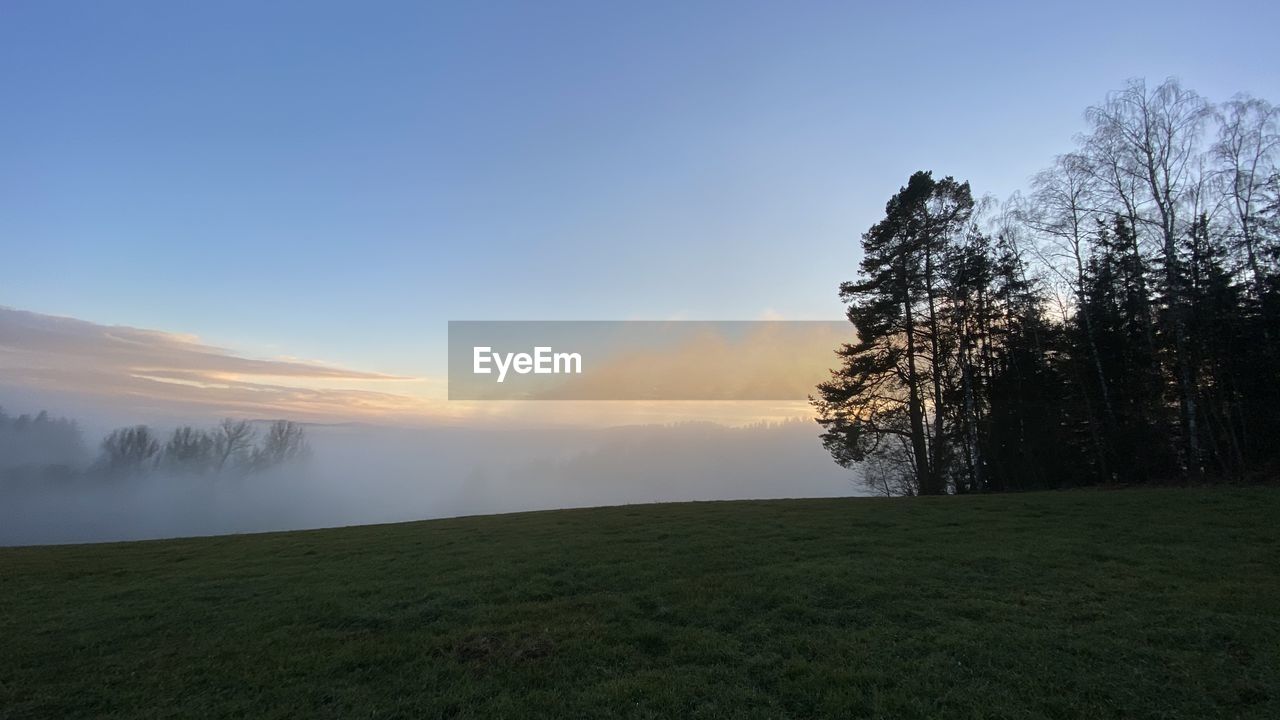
(2, 487, 1278, 719)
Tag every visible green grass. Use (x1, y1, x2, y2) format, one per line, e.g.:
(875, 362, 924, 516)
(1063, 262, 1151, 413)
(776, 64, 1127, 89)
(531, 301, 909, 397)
(2, 487, 1278, 719)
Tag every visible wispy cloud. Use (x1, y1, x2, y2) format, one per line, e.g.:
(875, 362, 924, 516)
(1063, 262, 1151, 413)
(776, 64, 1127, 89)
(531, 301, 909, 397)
(0, 307, 834, 428)
(0, 307, 441, 422)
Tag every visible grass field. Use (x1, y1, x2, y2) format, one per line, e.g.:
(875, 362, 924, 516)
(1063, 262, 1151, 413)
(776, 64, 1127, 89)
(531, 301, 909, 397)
(2, 487, 1278, 719)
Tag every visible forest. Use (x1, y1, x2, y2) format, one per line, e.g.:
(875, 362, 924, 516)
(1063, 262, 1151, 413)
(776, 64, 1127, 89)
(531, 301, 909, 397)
(814, 78, 1280, 495)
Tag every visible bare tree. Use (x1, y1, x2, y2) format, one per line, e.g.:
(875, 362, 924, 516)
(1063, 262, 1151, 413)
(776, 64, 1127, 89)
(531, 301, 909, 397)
(1085, 78, 1212, 243)
(163, 426, 215, 474)
(213, 418, 255, 474)
(1027, 158, 1113, 377)
(1083, 77, 1213, 474)
(99, 426, 160, 476)
(251, 420, 310, 471)
(1214, 95, 1280, 293)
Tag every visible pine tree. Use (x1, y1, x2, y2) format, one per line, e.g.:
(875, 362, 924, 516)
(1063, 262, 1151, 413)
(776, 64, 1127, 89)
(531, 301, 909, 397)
(814, 171, 973, 495)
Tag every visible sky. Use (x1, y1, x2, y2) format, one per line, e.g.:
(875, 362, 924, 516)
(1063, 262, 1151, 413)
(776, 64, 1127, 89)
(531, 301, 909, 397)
(2, 0, 1279, 425)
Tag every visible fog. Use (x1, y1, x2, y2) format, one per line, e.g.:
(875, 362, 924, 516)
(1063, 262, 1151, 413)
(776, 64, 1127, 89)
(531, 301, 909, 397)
(0, 307, 865, 545)
(0, 420, 862, 546)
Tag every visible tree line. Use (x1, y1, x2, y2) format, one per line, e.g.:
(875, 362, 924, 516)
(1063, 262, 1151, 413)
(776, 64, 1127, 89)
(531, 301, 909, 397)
(0, 407, 309, 483)
(814, 78, 1280, 495)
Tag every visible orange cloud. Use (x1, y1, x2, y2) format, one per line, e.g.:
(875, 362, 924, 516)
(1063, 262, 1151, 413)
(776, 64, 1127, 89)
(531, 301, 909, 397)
(0, 307, 445, 422)
(0, 308, 842, 428)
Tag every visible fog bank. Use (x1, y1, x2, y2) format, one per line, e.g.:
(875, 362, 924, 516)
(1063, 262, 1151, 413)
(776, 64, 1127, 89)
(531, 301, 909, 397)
(1, 420, 861, 546)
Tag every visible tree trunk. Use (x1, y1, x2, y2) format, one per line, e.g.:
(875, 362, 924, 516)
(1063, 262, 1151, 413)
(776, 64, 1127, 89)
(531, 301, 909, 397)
(902, 290, 936, 495)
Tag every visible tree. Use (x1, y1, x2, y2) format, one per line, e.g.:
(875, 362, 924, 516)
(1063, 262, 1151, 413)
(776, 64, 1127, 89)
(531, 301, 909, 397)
(1083, 78, 1213, 475)
(98, 426, 160, 477)
(1076, 216, 1170, 482)
(815, 78, 1280, 490)
(213, 419, 255, 474)
(163, 426, 215, 474)
(1181, 213, 1249, 476)
(1214, 95, 1280, 298)
(251, 420, 309, 471)
(980, 221, 1074, 490)
(813, 171, 974, 495)
(1024, 153, 1119, 481)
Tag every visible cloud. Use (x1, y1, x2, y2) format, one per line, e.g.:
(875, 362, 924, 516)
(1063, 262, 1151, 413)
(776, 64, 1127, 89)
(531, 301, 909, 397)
(0, 308, 845, 429)
(0, 306, 440, 422)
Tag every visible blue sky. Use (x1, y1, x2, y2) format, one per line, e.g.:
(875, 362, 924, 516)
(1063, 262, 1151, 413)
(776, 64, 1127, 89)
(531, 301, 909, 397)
(3, 0, 1278, 385)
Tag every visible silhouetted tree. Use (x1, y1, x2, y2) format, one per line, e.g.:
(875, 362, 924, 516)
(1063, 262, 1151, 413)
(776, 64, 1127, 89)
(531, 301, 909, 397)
(1083, 78, 1213, 474)
(213, 418, 256, 474)
(818, 78, 1280, 492)
(813, 171, 974, 495)
(163, 426, 216, 474)
(98, 426, 160, 477)
(251, 420, 309, 471)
